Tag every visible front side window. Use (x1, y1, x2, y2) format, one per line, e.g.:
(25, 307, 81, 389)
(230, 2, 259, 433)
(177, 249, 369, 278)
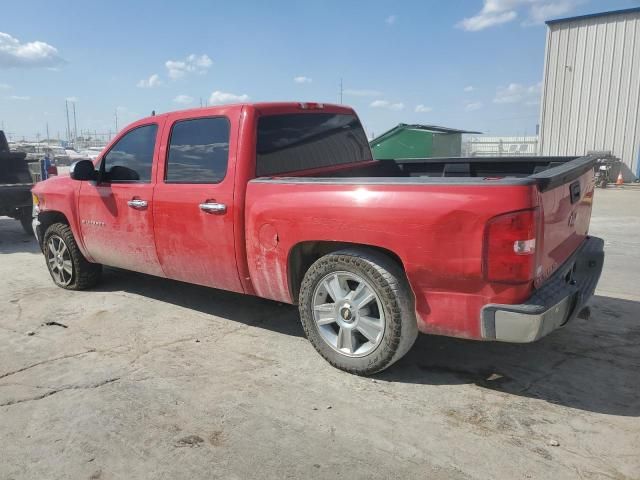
(103, 124, 157, 182)
(165, 117, 230, 183)
(256, 113, 371, 176)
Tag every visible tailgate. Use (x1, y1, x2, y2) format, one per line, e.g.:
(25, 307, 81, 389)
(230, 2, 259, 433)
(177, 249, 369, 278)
(533, 157, 596, 287)
(0, 152, 33, 184)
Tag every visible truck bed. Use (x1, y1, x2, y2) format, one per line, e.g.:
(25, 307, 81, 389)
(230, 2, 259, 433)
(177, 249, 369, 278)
(284, 155, 595, 192)
(248, 153, 597, 339)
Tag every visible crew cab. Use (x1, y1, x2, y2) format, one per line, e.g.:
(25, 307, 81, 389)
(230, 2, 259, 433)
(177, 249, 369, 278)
(31, 102, 604, 374)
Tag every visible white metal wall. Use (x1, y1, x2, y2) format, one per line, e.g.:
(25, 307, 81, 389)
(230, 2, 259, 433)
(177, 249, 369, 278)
(539, 10, 640, 178)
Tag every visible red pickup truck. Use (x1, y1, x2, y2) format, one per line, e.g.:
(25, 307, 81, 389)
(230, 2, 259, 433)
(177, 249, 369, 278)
(31, 102, 604, 374)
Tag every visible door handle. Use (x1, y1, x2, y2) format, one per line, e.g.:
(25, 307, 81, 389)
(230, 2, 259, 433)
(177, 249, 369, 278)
(127, 199, 148, 209)
(199, 202, 226, 214)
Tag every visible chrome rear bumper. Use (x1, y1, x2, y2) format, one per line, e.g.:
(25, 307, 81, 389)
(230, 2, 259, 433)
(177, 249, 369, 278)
(481, 236, 605, 343)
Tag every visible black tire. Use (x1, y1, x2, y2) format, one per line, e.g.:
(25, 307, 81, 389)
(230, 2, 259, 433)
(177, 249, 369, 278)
(43, 222, 102, 290)
(299, 248, 418, 375)
(19, 212, 33, 235)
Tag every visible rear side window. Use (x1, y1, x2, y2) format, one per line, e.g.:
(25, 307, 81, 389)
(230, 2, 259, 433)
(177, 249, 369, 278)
(256, 113, 371, 176)
(166, 117, 230, 183)
(103, 124, 157, 182)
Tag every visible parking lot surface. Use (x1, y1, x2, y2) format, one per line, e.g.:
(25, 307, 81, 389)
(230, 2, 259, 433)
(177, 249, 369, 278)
(1, 188, 638, 480)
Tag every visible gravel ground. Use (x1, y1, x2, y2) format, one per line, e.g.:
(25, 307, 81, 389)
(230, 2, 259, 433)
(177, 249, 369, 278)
(0, 188, 638, 480)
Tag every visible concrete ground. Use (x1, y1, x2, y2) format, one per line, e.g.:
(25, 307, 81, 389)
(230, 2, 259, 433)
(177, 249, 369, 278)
(0, 188, 638, 480)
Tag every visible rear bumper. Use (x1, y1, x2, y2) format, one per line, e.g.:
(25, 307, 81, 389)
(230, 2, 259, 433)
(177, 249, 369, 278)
(481, 236, 604, 343)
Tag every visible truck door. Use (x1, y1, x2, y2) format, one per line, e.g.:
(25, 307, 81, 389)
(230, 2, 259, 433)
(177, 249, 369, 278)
(78, 122, 165, 277)
(152, 112, 242, 293)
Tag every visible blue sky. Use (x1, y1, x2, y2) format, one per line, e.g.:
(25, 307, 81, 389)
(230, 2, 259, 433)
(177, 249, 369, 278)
(1, 0, 637, 141)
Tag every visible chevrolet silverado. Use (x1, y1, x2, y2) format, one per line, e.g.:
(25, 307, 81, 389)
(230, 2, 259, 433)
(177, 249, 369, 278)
(31, 103, 604, 374)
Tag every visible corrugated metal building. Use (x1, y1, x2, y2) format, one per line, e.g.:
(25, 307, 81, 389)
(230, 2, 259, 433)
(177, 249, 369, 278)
(539, 7, 640, 179)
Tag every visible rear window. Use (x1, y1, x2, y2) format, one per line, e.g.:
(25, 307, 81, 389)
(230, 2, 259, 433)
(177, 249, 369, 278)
(165, 117, 230, 183)
(256, 113, 371, 176)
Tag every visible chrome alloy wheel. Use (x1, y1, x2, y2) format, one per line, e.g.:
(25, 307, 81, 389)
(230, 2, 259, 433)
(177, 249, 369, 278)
(312, 271, 386, 357)
(46, 234, 73, 286)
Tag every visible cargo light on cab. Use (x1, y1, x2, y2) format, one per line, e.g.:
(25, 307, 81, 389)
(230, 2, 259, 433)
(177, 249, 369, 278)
(483, 208, 541, 284)
(299, 102, 324, 110)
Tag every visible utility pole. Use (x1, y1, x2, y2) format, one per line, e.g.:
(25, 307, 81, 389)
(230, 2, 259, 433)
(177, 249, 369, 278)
(72, 102, 78, 142)
(65, 100, 72, 142)
(46, 122, 50, 144)
(339, 78, 343, 104)
(115, 109, 118, 132)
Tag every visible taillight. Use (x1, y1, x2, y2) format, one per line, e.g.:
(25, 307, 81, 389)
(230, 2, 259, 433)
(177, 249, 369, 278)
(483, 208, 541, 284)
(47, 165, 58, 176)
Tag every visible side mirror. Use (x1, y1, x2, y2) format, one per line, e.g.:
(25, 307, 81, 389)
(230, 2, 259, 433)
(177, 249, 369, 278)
(70, 159, 97, 181)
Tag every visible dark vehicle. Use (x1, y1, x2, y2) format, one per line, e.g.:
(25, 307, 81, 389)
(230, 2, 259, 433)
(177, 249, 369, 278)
(0, 131, 35, 234)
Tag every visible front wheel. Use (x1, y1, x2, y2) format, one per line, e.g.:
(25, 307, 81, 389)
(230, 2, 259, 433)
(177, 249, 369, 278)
(43, 222, 102, 290)
(299, 249, 418, 375)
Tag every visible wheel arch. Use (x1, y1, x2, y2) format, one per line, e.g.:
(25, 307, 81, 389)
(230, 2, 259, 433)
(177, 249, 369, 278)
(36, 210, 70, 248)
(287, 240, 405, 304)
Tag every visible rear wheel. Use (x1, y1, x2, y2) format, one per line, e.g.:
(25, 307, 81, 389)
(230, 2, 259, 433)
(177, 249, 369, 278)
(43, 222, 102, 290)
(299, 248, 417, 375)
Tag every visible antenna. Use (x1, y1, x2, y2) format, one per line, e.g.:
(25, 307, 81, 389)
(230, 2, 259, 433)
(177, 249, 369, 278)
(65, 100, 71, 142)
(72, 102, 78, 143)
(339, 78, 343, 104)
(115, 109, 118, 132)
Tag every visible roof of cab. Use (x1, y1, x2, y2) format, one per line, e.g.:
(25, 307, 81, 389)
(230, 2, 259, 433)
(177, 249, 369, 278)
(132, 102, 355, 125)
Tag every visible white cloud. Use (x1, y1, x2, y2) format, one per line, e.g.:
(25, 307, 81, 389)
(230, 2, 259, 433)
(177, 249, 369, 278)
(459, 10, 516, 31)
(457, 1, 581, 31)
(293, 76, 312, 84)
(166, 54, 212, 80)
(344, 88, 382, 97)
(415, 104, 433, 113)
(463, 85, 475, 92)
(7, 95, 30, 101)
(0, 32, 64, 68)
(385, 15, 398, 25)
(525, 1, 578, 25)
(0, 83, 10, 89)
(137, 73, 162, 88)
(493, 82, 541, 104)
(173, 94, 194, 105)
(209, 90, 249, 105)
(370, 100, 404, 111)
(465, 101, 483, 111)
